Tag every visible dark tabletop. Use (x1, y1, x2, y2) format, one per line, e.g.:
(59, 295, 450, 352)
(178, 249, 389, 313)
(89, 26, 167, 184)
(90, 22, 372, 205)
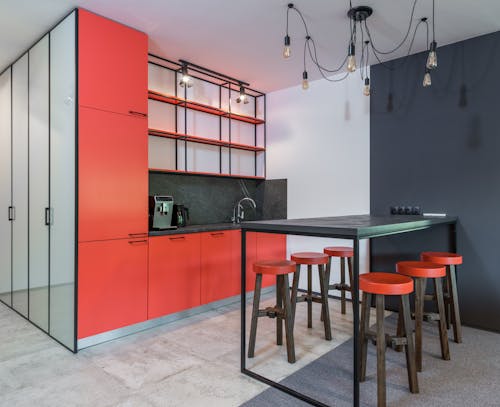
(149, 222, 240, 236)
(240, 214, 457, 239)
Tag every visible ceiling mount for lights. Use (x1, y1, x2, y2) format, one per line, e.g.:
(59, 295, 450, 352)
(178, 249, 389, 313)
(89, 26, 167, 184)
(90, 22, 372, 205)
(347, 6, 373, 22)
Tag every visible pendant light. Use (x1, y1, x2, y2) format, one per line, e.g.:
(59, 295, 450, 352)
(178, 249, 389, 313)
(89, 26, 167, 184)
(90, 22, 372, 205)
(283, 3, 293, 58)
(236, 84, 250, 104)
(347, 42, 356, 72)
(423, 68, 432, 87)
(426, 0, 438, 69)
(302, 71, 309, 90)
(363, 77, 370, 96)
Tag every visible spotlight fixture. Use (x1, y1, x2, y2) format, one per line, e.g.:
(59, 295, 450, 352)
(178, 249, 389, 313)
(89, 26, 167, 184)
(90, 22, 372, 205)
(302, 71, 309, 90)
(282, 1, 438, 95)
(236, 84, 250, 104)
(423, 67, 432, 87)
(179, 63, 193, 88)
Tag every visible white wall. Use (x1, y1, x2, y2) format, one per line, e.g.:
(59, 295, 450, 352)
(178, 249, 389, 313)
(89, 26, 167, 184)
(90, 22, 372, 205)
(266, 71, 370, 294)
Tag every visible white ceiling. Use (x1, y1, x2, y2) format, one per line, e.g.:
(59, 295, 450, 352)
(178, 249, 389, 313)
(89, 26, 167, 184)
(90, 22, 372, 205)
(1, 0, 500, 92)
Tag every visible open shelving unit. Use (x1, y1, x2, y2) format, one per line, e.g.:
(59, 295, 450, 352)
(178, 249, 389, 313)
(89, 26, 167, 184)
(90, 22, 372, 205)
(147, 55, 266, 179)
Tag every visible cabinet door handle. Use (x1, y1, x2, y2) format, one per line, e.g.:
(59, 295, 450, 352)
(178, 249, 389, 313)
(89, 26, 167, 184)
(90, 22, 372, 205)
(210, 232, 225, 237)
(128, 110, 148, 118)
(169, 236, 186, 241)
(8, 206, 14, 221)
(45, 208, 51, 226)
(128, 239, 148, 245)
(129, 232, 147, 237)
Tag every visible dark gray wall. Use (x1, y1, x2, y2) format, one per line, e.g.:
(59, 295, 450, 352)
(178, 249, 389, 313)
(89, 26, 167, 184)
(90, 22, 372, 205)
(149, 172, 287, 225)
(370, 31, 500, 332)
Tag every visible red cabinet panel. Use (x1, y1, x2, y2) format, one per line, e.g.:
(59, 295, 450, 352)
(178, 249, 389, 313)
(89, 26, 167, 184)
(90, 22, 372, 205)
(78, 238, 148, 338)
(78, 107, 148, 242)
(148, 234, 201, 319)
(200, 230, 239, 304)
(78, 9, 148, 116)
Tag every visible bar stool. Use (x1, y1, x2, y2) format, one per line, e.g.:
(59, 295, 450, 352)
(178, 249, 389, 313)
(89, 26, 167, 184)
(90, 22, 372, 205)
(421, 251, 463, 343)
(248, 260, 297, 363)
(323, 246, 354, 315)
(290, 252, 331, 341)
(359, 272, 419, 407)
(396, 261, 450, 372)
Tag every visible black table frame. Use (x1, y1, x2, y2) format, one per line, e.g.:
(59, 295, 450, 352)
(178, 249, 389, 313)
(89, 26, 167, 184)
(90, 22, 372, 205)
(240, 215, 457, 407)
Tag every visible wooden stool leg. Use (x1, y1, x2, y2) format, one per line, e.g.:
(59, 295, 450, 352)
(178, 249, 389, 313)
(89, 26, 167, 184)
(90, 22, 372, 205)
(276, 275, 283, 346)
(414, 277, 426, 372)
(401, 294, 419, 394)
(321, 257, 332, 322)
(318, 264, 332, 341)
(307, 264, 313, 329)
(340, 257, 346, 314)
(376, 294, 386, 407)
(359, 291, 372, 382)
(444, 275, 451, 329)
(348, 257, 355, 316)
(448, 265, 463, 343)
(282, 273, 296, 363)
(291, 265, 301, 326)
(395, 298, 404, 352)
(434, 277, 450, 360)
(248, 273, 263, 358)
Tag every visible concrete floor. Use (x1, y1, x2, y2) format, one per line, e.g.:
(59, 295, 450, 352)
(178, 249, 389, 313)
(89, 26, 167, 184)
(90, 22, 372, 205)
(0, 294, 368, 407)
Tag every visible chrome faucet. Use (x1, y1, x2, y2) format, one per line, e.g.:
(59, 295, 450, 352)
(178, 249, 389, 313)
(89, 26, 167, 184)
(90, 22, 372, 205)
(232, 197, 256, 224)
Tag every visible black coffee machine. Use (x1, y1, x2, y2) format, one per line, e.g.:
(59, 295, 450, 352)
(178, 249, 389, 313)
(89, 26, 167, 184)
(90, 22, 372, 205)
(172, 204, 189, 227)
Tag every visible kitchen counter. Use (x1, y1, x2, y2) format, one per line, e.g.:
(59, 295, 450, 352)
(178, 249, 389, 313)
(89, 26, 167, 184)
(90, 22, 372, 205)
(149, 222, 240, 236)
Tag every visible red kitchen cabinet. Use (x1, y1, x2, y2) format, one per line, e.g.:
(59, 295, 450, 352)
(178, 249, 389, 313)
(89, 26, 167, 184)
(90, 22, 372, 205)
(78, 237, 148, 338)
(78, 9, 148, 117)
(201, 230, 240, 304)
(257, 232, 287, 262)
(78, 106, 148, 242)
(148, 234, 201, 319)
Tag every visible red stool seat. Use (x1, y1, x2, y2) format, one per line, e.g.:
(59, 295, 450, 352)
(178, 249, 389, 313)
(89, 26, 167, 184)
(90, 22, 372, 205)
(324, 246, 353, 258)
(360, 272, 414, 295)
(397, 261, 446, 278)
(291, 252, 328, 265)
(253, 260, 296, 275)
(421, 252, 463, 265)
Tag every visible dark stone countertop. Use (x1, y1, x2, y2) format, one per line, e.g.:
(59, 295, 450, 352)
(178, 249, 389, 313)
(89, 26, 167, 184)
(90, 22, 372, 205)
(149, 223, 241, 237)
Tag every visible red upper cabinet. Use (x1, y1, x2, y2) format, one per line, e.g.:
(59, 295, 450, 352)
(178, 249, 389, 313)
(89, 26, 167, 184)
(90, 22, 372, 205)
(78, 107, 148, 242)
(78, 237, 148, 339)
(201, 230, 239, 304)
(148, 234, 201, 319)
(78, 9, 148, 116)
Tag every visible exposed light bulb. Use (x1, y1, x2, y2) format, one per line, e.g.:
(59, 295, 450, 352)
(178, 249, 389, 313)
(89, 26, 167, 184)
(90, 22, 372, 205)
(302, 71, 309, 90)
(236, 85, 250, 104)
(347, 43, 356, 73)
(426, 41, 438, 69)
(363, 77, 370, 96)
(283, 35, 291, 59)
(423, 68, 432, 87)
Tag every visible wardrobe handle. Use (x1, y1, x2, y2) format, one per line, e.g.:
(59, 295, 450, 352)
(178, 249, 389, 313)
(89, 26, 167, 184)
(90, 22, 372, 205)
(128, 239, 148, 245)
(8, 206, 14, 221)
(45, 208, 51, 226)
(128, 110, 148, 118)
(129, 232, 148, 237)
(169, 236, 186, 241)
(210, 232, 225, 237)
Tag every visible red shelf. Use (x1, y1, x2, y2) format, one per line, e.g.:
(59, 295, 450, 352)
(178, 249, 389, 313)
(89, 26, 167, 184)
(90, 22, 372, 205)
(148, 90, 265, 125)
(149, 168, 265, 180)
(148, 128, 265, 152)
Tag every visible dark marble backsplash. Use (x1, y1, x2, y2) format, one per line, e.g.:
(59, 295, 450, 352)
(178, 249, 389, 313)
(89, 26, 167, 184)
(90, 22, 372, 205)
(149, 173, 287, 226)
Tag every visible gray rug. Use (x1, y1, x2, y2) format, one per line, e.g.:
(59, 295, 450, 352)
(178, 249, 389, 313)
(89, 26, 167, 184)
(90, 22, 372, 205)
(241, 315, 500, 406)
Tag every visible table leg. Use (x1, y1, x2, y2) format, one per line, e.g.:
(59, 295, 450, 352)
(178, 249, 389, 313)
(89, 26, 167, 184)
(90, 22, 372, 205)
(353, 237, 360, 407)
(241, 229, 247, 372)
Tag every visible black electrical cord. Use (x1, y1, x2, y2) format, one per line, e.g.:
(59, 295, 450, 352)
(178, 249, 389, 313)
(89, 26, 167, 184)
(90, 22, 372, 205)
(367, 0, 419, 55)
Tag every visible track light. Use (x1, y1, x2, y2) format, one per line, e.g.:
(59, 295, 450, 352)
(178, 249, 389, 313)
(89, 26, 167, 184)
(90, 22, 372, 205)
(347, 42, 356, 73)
(236, 85, 250, 104)
(423, 68, 432, 87)
(302, 71, 309, 90)
(426, 40, 437, 70)
(179, 63, 193, 88)
(363, 77, 370, 96)
(283, 35, 291, 59)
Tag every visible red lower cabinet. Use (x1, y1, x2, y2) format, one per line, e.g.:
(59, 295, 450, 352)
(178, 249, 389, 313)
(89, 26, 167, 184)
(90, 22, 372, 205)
(201, 230, 239, 304)
(78, 238, 148, 339)
(148, 234, 201, 319)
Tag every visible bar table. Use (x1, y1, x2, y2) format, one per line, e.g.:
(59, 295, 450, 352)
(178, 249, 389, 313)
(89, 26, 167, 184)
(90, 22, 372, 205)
(240, 214, 457, 407)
